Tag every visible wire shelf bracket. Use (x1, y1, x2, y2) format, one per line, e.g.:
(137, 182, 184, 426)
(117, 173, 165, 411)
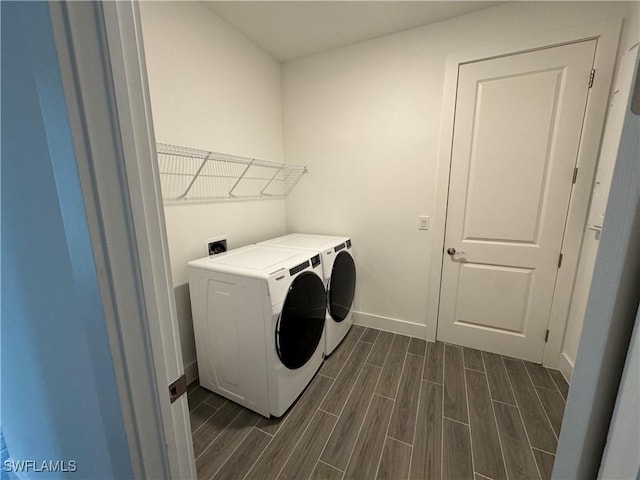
(156, 143, 308, 203)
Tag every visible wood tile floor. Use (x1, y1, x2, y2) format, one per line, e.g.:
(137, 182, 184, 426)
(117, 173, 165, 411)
(187, 325, 569, 480)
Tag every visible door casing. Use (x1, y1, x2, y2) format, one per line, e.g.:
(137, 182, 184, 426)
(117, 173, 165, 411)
(49, 1, 196, 478)
(426, 18, 623, 368)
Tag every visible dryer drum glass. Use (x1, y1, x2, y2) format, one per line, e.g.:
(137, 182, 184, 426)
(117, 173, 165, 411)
(276, 272, 326, 369)
(329, 251, 356, 322)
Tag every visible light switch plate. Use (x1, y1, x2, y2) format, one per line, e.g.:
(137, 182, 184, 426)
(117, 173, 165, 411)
(419, 215, 429, 231)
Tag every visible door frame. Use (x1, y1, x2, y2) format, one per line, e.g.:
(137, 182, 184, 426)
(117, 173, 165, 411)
(49, 1, 195, 478)
(425, 18, 622, 368)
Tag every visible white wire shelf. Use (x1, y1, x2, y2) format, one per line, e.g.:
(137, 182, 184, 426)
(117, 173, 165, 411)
(156, 143, 308, 203)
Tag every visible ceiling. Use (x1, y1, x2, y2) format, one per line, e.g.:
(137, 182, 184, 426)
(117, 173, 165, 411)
(204, 1, 503, 61)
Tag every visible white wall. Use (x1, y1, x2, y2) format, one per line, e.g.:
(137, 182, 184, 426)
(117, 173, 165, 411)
(560, 1, 640, 379)
(283, 2, 633, 339)
(140, 2, 285, 380)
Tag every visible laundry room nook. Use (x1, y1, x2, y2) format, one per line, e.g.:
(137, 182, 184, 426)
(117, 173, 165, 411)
(5, 0, 640, 478)
(115, 2, 640, 479)
(133, 1, 640, 479)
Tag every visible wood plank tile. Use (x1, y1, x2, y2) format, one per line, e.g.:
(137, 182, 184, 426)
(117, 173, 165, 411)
(388, 353, 423, 444)
(524, 362, 556, 390)
(367, 330, 394, 367)
(321, 341, 372, 414)
(187, 385, 210, 411)
(311, 461, 344, 480)
(493, 401, 541, 480)
(279, 410, 338, 480)
(377, 438, 411, 480)
(350, 324, 366, 341)
(424, 341, 444, 384)
(255, 414, 286, 436)
(533, 448, 555, 480)
(422, 342, 444, 385)
(482, 352, 516, 405)
(212, 428, 271, 480)
(536, 387, 565, 437)
(344, 395, 394, 480)
(196, 408, 261, 480)
(442, 418, 473, 480)
(246, 375, 333, 479)
(361, 327, 380, 343)
(376, 335, 410, 398)
(503, 359, 557, 452)
(195, 345, 562, 480)
(410, 381, 442, 480)
(321, 325, 365, 378)
(444, 344, 468, 424)
(465, 369, 506, 480)
(463, 347, 485, 372)
(203, 392, 227, 409)
(474, 475, 493, 480)
(192, 401, 244, 458)
(408, 337, 426, 356)
(321, 364, 381, 470)
(548, 369, 569, 400)
(190, 402, 216, 433)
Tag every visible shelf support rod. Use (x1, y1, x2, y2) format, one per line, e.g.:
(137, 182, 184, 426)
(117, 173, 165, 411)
(228, 159, 254, 197)
(177, 152, 212, 200)
(283, 167, 308, 196)
(260, 165, 284, 196)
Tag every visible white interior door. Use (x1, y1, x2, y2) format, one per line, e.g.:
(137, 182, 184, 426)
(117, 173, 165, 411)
(437, 40, 597, 362)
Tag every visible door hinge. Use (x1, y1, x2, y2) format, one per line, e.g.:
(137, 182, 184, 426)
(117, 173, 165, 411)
(169, 374, 187, 403)
(545, 329, 550, 343)
(589, 69, 596, 88)
(572, 167, 579, 184)
(558, 253, 564, 268)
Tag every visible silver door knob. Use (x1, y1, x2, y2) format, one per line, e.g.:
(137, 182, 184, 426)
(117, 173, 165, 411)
(447, 247, 466, 256)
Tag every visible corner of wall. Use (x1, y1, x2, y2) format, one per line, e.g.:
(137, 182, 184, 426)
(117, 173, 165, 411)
(140, 2, 287, 369)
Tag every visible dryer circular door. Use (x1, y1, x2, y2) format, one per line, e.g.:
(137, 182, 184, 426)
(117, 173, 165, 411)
(276, 271, 326, 369)
(328, 251, 356, 322)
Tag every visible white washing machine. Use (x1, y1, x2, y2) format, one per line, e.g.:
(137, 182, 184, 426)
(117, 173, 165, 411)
(188, 245, 326, 418)
(258, 234, 356, 356)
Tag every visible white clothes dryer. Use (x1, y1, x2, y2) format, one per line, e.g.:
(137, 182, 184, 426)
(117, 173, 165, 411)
(258, 234, 356, 356)
(188, 245, 326, 418)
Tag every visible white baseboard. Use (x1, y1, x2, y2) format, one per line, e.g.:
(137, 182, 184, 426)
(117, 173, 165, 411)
(558, 352, 574, 382)
(184, 360, 199, 385)
(353, 311, 426, 339)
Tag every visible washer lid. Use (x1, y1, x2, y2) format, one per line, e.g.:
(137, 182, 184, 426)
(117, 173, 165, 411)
(260, 233, 350, 252)
(188, 245, 316, 279)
